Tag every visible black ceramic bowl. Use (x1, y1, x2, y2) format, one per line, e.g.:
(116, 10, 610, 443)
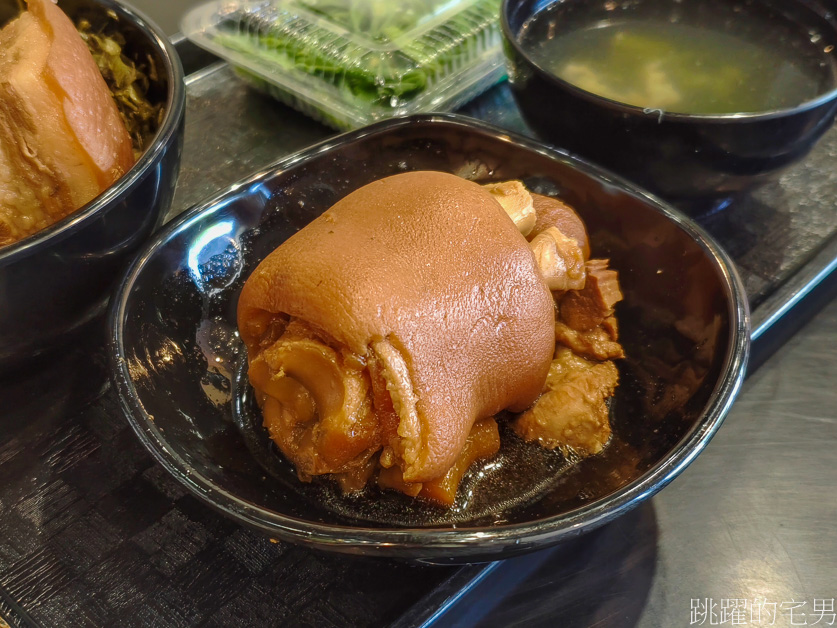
(501, 0, 837, 208)
(110, 115, 749, 561)
(0, 0, 185, 371)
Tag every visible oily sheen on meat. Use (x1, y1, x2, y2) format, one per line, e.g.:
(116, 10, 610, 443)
(238, 170, 624, 506)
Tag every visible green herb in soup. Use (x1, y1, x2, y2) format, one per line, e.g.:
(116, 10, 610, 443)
(525, 20, 832, 114)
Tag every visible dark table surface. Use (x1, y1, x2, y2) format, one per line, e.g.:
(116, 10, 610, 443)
(439, 295, 837, 628)
(2, 56, 837, 628)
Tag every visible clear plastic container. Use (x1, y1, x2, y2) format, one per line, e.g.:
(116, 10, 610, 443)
(181, 0, 505, 130)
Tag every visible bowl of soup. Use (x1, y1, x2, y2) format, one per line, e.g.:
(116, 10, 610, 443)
(501, 0, 837, 208)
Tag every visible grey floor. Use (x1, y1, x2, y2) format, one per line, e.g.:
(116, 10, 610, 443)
(127, 0, 203, 35)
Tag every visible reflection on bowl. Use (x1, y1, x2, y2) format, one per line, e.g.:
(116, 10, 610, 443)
(110, 114, 749, 561)
(0, 0, 185, 371)
(501, 0, 837, 208)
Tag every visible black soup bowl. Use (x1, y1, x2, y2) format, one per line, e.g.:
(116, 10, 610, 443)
(501, 0, 837, 209)
(0, 0, 185, 371)
(110, 115, 749, 561)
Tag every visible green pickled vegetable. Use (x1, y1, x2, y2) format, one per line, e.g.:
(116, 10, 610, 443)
(77, 18, 163, 156)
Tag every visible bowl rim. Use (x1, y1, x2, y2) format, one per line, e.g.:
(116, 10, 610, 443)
(0, 0, 186, 267)
(109, 113, 750, 558)
(500, 0, 837, 123)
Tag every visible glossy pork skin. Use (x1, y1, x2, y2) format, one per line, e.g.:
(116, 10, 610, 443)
(238, 171, 556, 483)
(0, 0, 133, 245)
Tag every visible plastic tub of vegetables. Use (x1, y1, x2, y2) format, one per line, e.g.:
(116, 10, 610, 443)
(181, 0, 506, 129)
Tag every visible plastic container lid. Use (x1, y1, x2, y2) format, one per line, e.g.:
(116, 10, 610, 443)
(181, 0, 505, 130)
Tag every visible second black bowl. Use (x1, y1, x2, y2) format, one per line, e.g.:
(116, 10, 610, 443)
(110, 114, 749, 561)
(0, 0, 185, 371)
(501, 0, 837, 208)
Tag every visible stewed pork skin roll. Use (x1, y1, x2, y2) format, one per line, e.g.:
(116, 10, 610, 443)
(237, 171, 557, 490)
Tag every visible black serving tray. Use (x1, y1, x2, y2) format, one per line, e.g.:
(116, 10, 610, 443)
(1, 55, 837, 627)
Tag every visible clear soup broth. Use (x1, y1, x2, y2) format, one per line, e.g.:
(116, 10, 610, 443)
(520, 0, 837, 114)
